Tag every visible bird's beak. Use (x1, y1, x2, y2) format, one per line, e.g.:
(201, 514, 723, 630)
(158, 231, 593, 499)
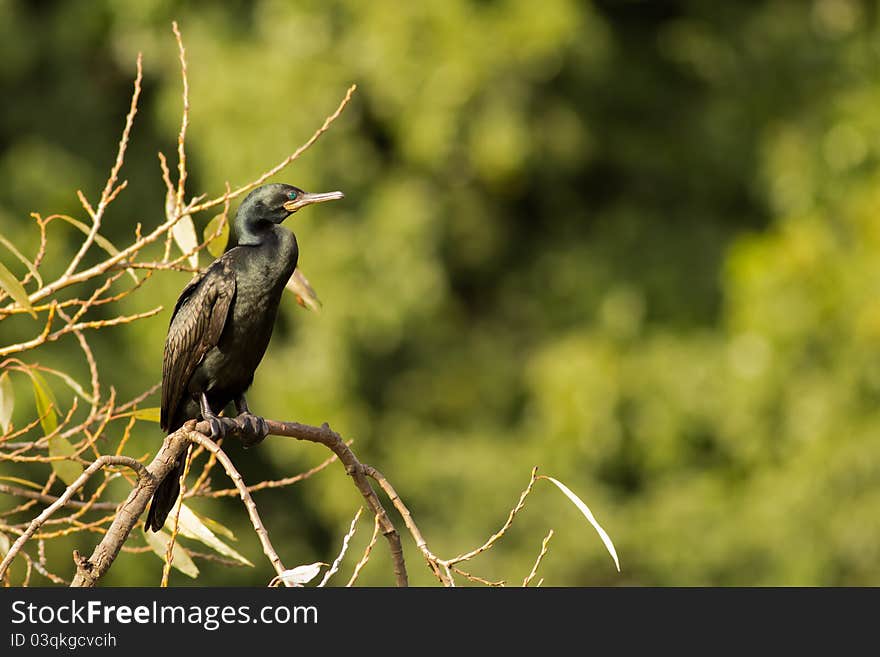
(283, 190, 345, 213)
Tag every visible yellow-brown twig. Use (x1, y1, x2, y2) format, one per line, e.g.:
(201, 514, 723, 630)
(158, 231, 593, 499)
(347, 514, 380, 587)
(161, 444, 194, 586)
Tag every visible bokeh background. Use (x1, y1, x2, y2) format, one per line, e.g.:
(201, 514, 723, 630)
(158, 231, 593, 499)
(3, 0, 880, 585)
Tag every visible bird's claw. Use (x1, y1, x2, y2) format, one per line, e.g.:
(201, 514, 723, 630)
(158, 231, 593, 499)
(206, 415, 227, 441)
(234, 412, 268, 448)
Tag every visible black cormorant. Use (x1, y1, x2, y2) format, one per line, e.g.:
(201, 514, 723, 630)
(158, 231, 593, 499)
(145, 182, 344, 532)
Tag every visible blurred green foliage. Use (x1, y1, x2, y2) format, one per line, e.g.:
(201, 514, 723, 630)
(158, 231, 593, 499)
(2, 0, 880, 585)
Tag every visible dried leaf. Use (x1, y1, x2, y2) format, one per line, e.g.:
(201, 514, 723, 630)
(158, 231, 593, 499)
(203, 214, 229, 258)
(143, 528, 199, 578)
(541, 475, 620, 572)
(0, 371, 13, 433)
(268, 562, 326, 587)
(0, 261, 35, 318)
(169, 504, 253, 567)
(167, 191, 199, 269)
(286, 268, 322, 313)
(0, 531, 9, 557)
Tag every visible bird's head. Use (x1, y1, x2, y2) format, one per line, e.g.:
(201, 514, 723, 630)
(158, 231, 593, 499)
(232, 183, 344, 245)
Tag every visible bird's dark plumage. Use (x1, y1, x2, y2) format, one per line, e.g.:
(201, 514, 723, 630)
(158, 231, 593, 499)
(146, 182, 343, 532)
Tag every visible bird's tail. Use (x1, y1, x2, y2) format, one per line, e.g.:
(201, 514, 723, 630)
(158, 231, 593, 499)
(145, 459, 184, 532)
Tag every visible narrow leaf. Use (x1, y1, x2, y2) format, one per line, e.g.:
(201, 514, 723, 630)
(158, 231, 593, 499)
(47, 435, 84, 486)
(0, 261, 35, 318)
(40, 367, 95, 404)
(203, 214, 229, 258)
(115, 407, 161, 422)
(191, 509, 237, 541)
(133, 407, 160, 423)
(541, 475, 620, 572)
(29, 370, 57, 436)
(0, 531, 9, 557)
(269, 562, 326, 587)
(143, 528, 199, 578)
(27, 370, 83, 485)
(53, 215, 137, 283)
(0, 231, 42, 287)
(169, 504, 253, 567)
(0, 371, 13, 433)
(286, 268, 322, 313)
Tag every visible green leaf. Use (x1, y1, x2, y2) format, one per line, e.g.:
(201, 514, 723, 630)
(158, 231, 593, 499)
(142, 528, 199, 578)
(169, 504, 253, 567)
(541, 475, 620, 572)
(203, 214, 229, 258)
(115, 407, 161, 423)
(0, 231, 42, 288)
(133, 407, 161, 422)
(48, 435, 84, 486)
(53, 215, 137, 283)
(0, 260, 36, 318)
(0, 371, 13, 433)
(27, 370, 83, 485)
(40, 367, 95, 404)
(29, 370, 57, 436)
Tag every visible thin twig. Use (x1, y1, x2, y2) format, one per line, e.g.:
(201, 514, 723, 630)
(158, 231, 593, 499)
(184, 429, 288, 583)
(161, 443, 193, 586)
(63, 54, 142, 279)
(318, 507, 363, 587)
(199, 447, 342, 497)
(172, 22, 189, 215)
(522, 529, 554, 587)
(0, 484, 117, 510)
(347, 514, 380, 587)
(187, 84, 358, 215)
(0, 455, 148, 579)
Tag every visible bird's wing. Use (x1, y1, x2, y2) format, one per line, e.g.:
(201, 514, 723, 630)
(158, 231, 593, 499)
(160, 259, 236, 431)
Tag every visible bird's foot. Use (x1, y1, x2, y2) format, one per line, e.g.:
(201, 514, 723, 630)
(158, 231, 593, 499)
(205, 414, 229, 441)
(233, 412, 268, 448)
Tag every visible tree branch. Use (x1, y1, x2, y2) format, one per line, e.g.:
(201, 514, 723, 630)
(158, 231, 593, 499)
(52, 417, 409, 587)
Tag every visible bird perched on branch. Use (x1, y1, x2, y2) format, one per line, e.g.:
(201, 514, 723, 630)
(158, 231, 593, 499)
(146, 182, 344, 532)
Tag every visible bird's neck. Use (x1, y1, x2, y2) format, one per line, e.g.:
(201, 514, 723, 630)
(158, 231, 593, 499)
(234, 218, 275, 247)
(235, 225, 299, 290)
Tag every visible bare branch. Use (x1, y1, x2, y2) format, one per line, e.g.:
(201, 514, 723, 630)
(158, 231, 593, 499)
(0, 455, 149, 579)
(523, 529, 554, 587)
(172, 22, 190, 215)
(0, 484, 117, 511)
(63, 53, 143, 279)
(319, 507, 362, 587)
(187, 84, 358, 215)
(184, 429, 288, 583)
(198, 446, 342, 498)
(347, 514, 380, 587)
(161, 443, 193, 586)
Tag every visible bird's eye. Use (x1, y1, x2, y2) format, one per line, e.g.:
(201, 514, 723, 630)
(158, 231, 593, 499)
(288, 191, 298, 200)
